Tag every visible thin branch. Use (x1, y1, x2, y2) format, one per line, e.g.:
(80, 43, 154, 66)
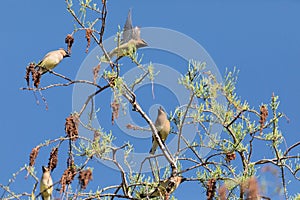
(78, 84, 110, 117)
(225, 109, 247, 128)
(176, 92, 195, 158)
(284, 141, 300, 157)
(122, 84, 177, 171)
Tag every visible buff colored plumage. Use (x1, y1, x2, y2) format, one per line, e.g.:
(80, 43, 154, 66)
(101, 10, 147, 62)
(149, 107, 170, 154)
(40, 166, 53, 200)
(35, 49, 70, 74)
(140, 176, 186, 199)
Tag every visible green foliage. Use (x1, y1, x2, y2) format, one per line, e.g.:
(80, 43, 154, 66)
(4, 1, 300, 200)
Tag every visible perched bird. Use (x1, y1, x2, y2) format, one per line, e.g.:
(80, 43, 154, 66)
(101, 9, 147, 62)
(35, 49, 70, 75)
(40, 166, 53, 200)
(149, 107, 170, 154)
(140, 176, 186, 199)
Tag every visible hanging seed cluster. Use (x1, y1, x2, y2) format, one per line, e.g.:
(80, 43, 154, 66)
(111, 100, 120, 125)
(206, 178, 216, 200)
(78, 169, 93, 190)
(65, 114, 79, 141)
(65, 34, 74, 54)
(29, 146, 40, 167)
(225, 152, 236, 163)
(60, 165, 77, 193)
(93, 64, 101, 84)
(48, 147, 58, 171)
(259, 105, 268, 134)
(25, 63, 41, 88)
(85, 29, 93, 53)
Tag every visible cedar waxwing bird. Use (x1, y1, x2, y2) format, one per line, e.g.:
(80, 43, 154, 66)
(101, 9, 147, 62)
(149, 107, 170, 155)
(40, 166, 53, 200)
(140, 176, 186, 199)
(35, 49, 70, 75)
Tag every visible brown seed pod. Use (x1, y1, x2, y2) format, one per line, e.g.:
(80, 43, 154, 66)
(78, 168, 93, 190)
(65, 34, 74, 54)
(93, 64, 101, 84)
(25, 63, 41, 88)
(60, 165, 77, 193)
(29, 146, 40, 167)
(111, 100, 120, 125)
(225, 152, 236, 163)
(259, 105, 268, 134)
(65, 114, 79, 141)
(85, 29, 93, 53)
(25, 63, 35, 87)
(126, 123, 135, 130)
(48, 147, 58, 172)
(206, 178, 216, 200)
(32, 70, 41, 88)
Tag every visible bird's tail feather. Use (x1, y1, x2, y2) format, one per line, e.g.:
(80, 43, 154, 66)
(41, 195, 51, 200)
(149, 141, 158, 155)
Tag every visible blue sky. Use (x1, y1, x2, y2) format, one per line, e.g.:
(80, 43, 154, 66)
(1, 1, 300, 199)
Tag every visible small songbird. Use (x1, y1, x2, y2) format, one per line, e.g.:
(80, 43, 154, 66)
(101, 9, 147, 62)
(40, 166, 53, 200)
(35, 49, 70, 75)
(140, 176, 186, 199)
(149, 107, 170, 154)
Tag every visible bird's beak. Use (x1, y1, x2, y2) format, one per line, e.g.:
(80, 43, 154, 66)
(42, 166, 46, 172)
(142, 39, 148, 47)
(63, 49, 71, 57)
(181, 177, 187, 183)
(137, 39, 148, 48)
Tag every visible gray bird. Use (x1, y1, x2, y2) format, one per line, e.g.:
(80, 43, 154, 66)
(102, 10, 147, 62)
